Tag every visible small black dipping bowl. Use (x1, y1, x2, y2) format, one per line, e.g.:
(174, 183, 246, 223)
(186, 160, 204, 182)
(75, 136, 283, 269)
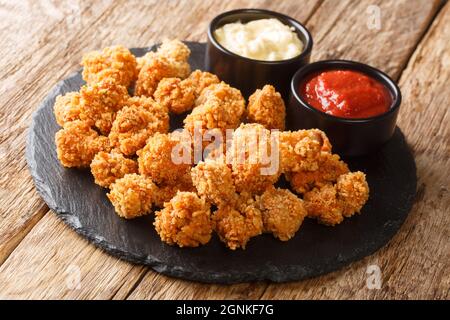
(206, 9, 313, 99)
(288, 60, 402, 156)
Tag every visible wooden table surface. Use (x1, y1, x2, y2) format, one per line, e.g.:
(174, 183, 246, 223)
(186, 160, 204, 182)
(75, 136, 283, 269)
(0, 0, 448, 300)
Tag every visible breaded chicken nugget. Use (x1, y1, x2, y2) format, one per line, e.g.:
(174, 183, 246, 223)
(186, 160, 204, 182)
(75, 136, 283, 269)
(247, 85, 286, 130)
(135, 55, 190, 97)
(279, 129, 332, 173)
(186, 70, 220, 96)
(287, 153, 349, 194)
(55, 120, 110, 168)
(336, 172, 369, 217)
(79, 79, 129, 135)
(213, 194, 263, 250)
(156, 39, 191, 63)
(137, 133, 191, 185)
(195, 82, 246, 119)
(154, 191, 212, 247)
(303, 184, 344, 226)
(230, 123, 281, 194)
(183, 98, 241, 138)
(191, 159, 236, 206)
(304, 172, 369, 226)
(258, 186, 307, 241)
(152, 171, 196, 208)
(107, 173, 156, 219)
(154, 77, 195, 114)
(109, 96, 169, 155)
(53, 92, 82, 126)
(90, 151, 138, 188)
(81, 45, 137, 87)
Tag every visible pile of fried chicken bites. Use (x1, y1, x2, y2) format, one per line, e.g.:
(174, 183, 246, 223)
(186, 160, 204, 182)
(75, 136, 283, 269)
(54, 40, 369, 250)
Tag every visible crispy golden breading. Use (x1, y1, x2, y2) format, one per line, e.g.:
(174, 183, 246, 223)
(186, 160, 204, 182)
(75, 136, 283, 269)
(186, 70, 220, 96)
(53, 92, 82, 126)
(109, 96, 169, 155)
(336, 172, 369, 217)
(55, 120, 110, 168)
(247, 85, 286, 130)
(230, 123, 281, 194)
(137, 133, 191, 185)
(156, 39, 191, 63)
(135, 55, 190, 97)
(90, 151, 138, 188)
(107, 173, 156, 219)
(304, 172, 369, 226)
(154, 191, 212, 247)
(304, 184, 344, 226)
(213, 197, 263, 250)
(183, 98, 240, 138)
(152, 173, 196, 208)
(195, 82, 246, 119)
(258, 186, 307, 241)
(79, 79, 129, 135)
(287, 153, 349, 194)
(154, 77, 195, 114)
(279, 129, 332, 173)
(191, 160, 236, 206)
(81, 45, 137, 87)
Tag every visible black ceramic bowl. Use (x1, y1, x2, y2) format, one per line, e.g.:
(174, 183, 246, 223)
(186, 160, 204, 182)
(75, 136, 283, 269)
(288, 60, 402, 156)
(206, 9, 313, 99)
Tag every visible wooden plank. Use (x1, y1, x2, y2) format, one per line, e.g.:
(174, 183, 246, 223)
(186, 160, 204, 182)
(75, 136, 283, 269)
(0, 213, 147, 299)
(0, 0, 121, 264)
(261, 1, 450, 300)
(307, 0, 442, 79)
(0, 0, 320, 299)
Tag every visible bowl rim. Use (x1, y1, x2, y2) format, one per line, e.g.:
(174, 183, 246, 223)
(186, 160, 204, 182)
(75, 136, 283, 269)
(290, 59, 402, 123)
(207, 8, 313, 65)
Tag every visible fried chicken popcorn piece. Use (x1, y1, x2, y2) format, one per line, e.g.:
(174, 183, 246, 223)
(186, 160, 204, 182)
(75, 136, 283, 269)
(154, 77, 196, 114)
(303, 184, 344, 226)
(287, 153, 350, 194)
(79, 79, 129, 135)
(230, 123, 281, 194)
(186, 70, 220, 96)
(53, 92, 82, 126)
(279, 129, 332, 173)
(154, 191, 212, 247)
(336, 171, 369, 217)
(195, 82, 246, 120)
(55, 120, 110, 168)
(258, 186, 307, 241)
(90, 151, 138, 188)
(135, 54, 191, 97)
(213, 198, 263, 250)
(247, 85, 286, 130)
(107, 173, 156, 219)
(156, 39, 191, 63)
(137, 133, 191, 185)
(152, 171, 196, 208)
(109, 96, 169, 155)
(81, 45, 137, 87)
(304, 172, 369, 226)
(183, 98, 240, 138)
(191, 159, 237, 206)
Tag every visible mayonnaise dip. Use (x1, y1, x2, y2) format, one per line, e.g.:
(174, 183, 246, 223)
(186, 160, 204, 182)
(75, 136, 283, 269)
(214, 18, 304, 61)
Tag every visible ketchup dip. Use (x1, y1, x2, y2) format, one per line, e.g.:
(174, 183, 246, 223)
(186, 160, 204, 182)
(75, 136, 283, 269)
(299, 69, 392, 119)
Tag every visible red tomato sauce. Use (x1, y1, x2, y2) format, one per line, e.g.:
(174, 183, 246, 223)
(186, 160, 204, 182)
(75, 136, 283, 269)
(299, 69, 392, 119)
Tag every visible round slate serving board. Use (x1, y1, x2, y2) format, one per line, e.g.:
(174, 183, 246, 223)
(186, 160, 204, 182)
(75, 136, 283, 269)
(26, 42, 417, 284)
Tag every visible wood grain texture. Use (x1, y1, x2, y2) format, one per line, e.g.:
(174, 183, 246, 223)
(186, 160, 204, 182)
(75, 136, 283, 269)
(0, 0, 447, 299)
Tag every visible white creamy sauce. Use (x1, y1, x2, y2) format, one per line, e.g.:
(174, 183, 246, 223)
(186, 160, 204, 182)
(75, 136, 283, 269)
(214, 18, 304, 61)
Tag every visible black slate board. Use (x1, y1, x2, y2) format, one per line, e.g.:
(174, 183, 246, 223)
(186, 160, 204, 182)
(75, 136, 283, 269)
(26, 42, 417, 284)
